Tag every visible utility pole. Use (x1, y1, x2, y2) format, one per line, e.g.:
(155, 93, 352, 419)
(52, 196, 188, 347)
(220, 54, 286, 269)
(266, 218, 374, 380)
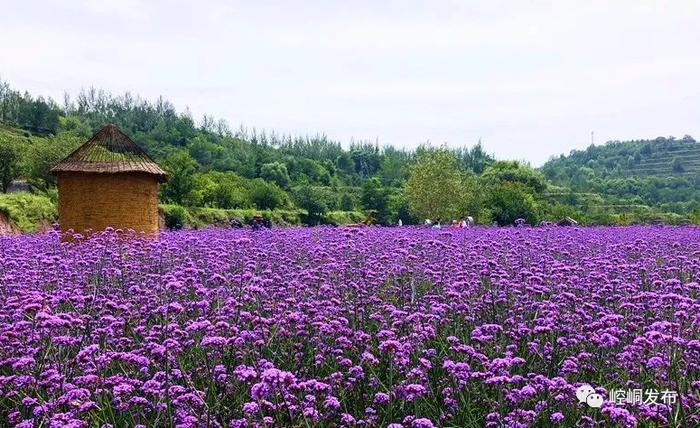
(591, 131, 595, 146)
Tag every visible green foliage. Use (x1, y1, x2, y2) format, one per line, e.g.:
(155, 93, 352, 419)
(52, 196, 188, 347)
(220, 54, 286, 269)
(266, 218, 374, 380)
(260, 162, 291, 188)
(294, 185, 333, 224)
(26, 132, 82, 189)
(57, 115, 92, 137)
(189, 207, 301, 228)
(689, 209, 700, 225)
(485, 182, 538, 225)
(289, 158, 332, 185)
(0, 80, 61, 134)
(388, 191, 417, 224)
(542, 136, 700, 217)
(350, 145, 381, 178)
(0, 141, 20, 192)
(405, 148, 465, 221)
(160, 151, 199, 205)
(378, 146, 411, 184)
(458, 172, 485, 222)
(361, 177, 390, 224)
(325, 210, 366, 225)
(160, 205, 304, 229)
(458, 141, 494, 173)
(0, 192, 56, 232)
(335, 153, 354, 175)
(198, 172, 249, 209)
(161, 204, 189, 229)
(294, 185, 327, 216)
(339, 193, 356, 211)
(249, 179, 288, 210)
(1, 79, 695, 229)
(672, 157, 684, 173)
(481, 160, 546, 192)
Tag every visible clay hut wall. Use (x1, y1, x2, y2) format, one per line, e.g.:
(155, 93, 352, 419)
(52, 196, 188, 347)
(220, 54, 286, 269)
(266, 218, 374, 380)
(56, 172, 159, 235)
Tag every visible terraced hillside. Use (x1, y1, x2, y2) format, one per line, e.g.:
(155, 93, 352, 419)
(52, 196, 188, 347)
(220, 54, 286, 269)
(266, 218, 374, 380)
(542, 136, 700, 216)
(625, 139, 700, 177)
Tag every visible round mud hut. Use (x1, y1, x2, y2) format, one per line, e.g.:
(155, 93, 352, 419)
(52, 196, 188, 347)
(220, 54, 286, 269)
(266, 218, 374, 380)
(50, 124, 168, 236)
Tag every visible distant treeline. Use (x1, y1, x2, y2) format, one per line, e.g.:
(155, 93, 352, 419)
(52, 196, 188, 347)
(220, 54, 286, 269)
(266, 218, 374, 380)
(0, 79, 698, 228)
(0, 81, 61, 134)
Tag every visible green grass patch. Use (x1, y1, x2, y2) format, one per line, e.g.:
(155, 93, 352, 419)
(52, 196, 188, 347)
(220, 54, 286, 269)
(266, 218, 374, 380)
(159, 205, 367, 229)
(326, 210, 366, 225)
(0, 192, 57, 232)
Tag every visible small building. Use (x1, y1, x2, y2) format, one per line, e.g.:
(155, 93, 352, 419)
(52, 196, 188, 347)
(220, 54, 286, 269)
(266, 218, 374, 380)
(557, 216, 579, 226)
(50, 124, 168, 235)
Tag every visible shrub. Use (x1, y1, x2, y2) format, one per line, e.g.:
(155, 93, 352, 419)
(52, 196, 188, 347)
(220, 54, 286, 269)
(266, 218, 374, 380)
(294, 185, 330, 225)
(161, 204, 189, 230)
(325, 211, 365, 225)
(260, 162, 291, 188)
(249, 179, 289, 210)
(0, 192, 56, 232)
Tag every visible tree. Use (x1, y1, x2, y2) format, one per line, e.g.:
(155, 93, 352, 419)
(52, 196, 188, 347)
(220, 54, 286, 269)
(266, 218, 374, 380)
(294, 185, 331, 224)
(260, 162, 290, 188)
(388, 191, 417, 224)
(28, 97, 60, 133)
(199, 172, 248, 209)
(161, 151, 199, 205)
(485, 182, 538, 225)
(404, 148, 464, 221)
(0, 142, 20, 192)
(293, 158, 331, 185)
(379, 147, 409, 184)
(209, 180, 242, 209)
(249, 179, 288, 210)
(361, 177, 390, 224)
(27, 133, 81, 189)
(350, 146, 380, 177)
(340, 193, 356, 211)
(335, 153, 354, 175)
(57, 115, 92, 138)
(460, 141, 494, 173)
(460, 172, 485, 222)
(188, 135, 218, 166)
(481, 161, 546, 192)
(672, 157, 684, 173)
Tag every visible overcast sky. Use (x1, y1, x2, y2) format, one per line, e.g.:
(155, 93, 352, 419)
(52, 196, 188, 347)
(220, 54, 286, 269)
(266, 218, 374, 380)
(2, 0, 699, 165)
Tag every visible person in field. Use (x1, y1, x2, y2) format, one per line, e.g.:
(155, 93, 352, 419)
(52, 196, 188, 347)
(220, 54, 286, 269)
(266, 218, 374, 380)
(251, 215, 265, 231)
(459, 216, 474, 228)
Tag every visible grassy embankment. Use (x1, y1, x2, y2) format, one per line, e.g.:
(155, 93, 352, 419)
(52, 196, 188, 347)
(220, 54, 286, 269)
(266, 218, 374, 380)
(0, 192, 365, 233)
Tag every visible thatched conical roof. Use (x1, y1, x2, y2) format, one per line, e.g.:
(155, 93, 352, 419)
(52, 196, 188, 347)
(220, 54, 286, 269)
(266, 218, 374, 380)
(50, 124, 168, 182)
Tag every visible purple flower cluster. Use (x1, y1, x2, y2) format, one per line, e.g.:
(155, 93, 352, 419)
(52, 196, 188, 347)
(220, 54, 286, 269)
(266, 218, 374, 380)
(0, 226, 699, 427)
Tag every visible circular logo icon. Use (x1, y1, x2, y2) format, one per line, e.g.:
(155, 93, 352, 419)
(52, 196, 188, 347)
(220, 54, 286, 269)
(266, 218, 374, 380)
(576, 384, 603, 408)
(576, 384, 595, 403)
(586, 393, 604, 408)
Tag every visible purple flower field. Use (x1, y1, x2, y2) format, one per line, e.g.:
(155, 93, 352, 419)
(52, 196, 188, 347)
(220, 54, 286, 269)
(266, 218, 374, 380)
(1, 226, 699, 427)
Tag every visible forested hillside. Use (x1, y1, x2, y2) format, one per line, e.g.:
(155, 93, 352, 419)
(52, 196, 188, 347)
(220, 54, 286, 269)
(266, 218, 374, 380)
(1, 79, 697, 230)
(542, 137, 700, 216)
